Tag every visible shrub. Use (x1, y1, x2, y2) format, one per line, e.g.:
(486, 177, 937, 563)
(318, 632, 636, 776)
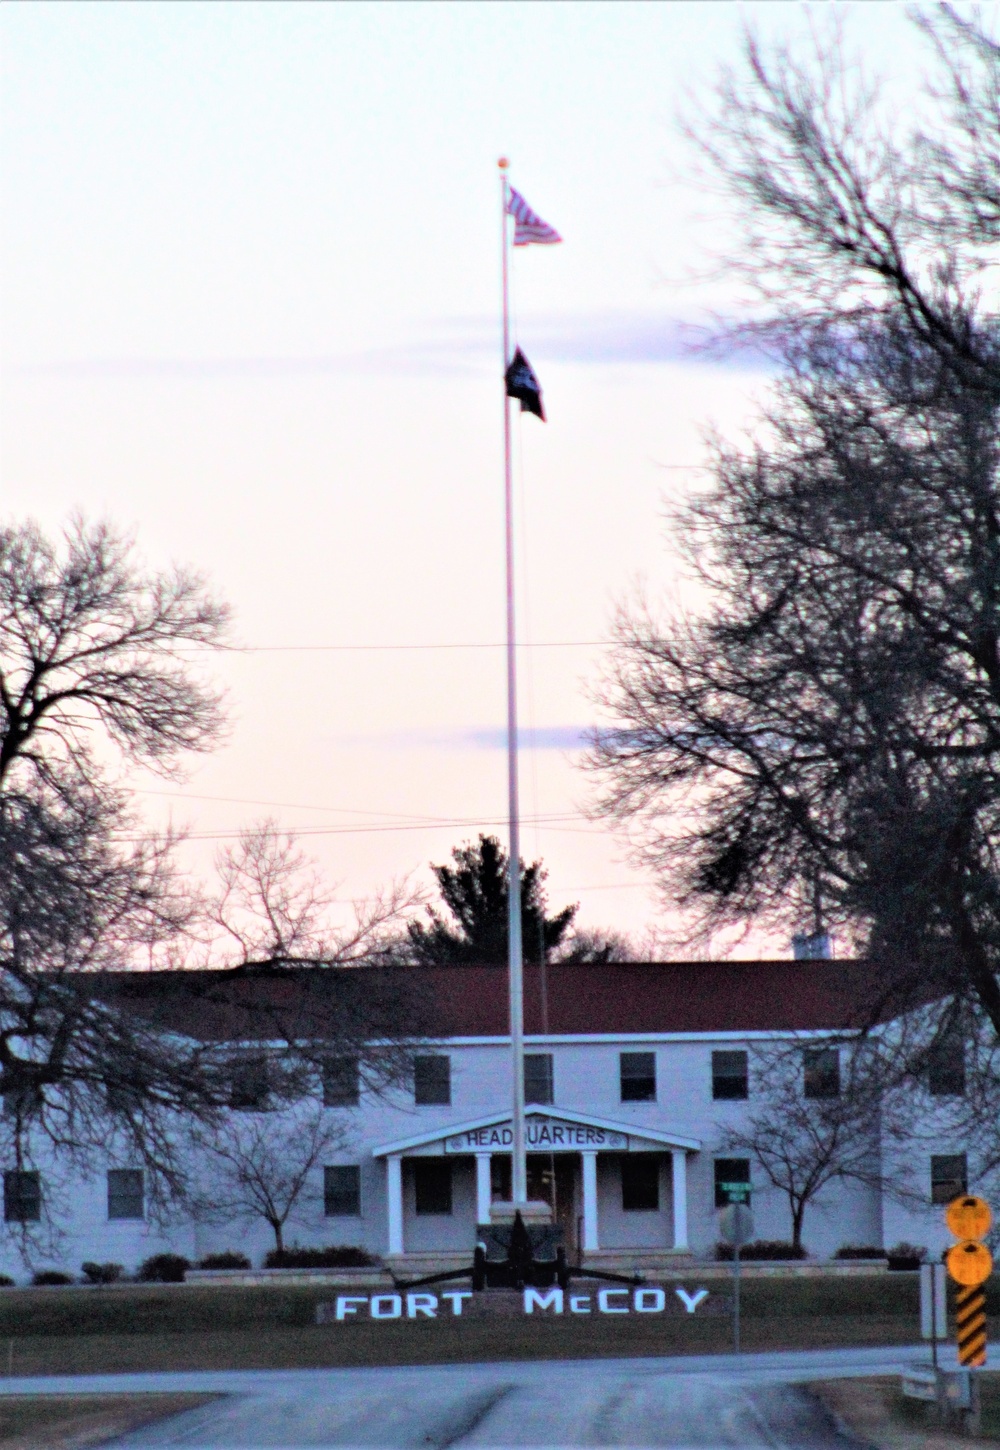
(263, 1245, 378, 1269)
(198, 1252, 251, 1271)
(0, 1276, 15, 1288)
(31, 1270, 73, 1286)
(715, 1240, 807, 1261)
(137, 1253, 190, 1283)
(887, 1242, 927, 1268)
(834, 1245, 887, 1260)
(81, 1261, 124, 1284)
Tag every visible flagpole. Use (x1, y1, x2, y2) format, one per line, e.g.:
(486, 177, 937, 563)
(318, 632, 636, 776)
(499, 156, 527, 1209)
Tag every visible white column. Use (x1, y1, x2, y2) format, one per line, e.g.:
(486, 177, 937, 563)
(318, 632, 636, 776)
(671, 1149, 689, 1251)
(387, 1154, 403, 1256)
(475, 1153, 492, 1225)
(581, 1150, 599, 1252)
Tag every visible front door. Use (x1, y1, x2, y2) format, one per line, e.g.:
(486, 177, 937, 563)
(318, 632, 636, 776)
(527, 1153, 577, 1257)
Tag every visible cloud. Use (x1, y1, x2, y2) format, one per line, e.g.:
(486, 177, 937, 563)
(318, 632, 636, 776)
(6, 312, 770, 381)
(335, 725, 593, 752)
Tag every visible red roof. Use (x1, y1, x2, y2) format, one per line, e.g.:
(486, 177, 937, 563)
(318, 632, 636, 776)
(423, 960, 883, 1035)
(105, 959, 886, 1041)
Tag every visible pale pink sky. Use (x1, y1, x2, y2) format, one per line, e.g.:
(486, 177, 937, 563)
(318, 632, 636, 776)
(0, 3, 929, 951)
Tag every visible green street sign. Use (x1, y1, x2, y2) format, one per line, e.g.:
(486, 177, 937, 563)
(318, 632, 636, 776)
(720, 1183, 751, 1203)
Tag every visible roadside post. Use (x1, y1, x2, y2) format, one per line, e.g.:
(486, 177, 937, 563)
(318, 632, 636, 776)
(944, 1194, 992, 1434)
(919, 1261, 947, 1369)
(718, 1198, 753, 1355)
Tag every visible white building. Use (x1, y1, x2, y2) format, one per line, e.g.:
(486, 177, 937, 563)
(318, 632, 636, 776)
(0, 961, 974, 1277)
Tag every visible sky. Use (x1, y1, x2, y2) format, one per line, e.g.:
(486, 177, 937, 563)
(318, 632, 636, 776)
(0, 2, 938, 955)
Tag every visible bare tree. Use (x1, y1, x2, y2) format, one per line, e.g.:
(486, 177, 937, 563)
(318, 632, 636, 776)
(590, 11, 1000, 1037)
(210, 820, 421, 969)
(0, 518, 230, 1219)
(716, 1039, 882, 1251)
(191, 1106, 346, 1255)
(689, 6, 999, 399)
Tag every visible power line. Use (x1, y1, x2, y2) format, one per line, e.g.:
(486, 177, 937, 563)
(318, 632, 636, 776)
(136, 786, 583, 826)
(181, 639, 615, 655)
(129, 811, 595, 843)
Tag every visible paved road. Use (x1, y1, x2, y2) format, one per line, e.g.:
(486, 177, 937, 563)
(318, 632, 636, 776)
(1, 1345, 942, 1448)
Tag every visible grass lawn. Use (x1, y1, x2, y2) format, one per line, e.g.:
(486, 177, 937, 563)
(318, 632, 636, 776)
(812, 1374, 1000, 1448)
(0, 1393, 216, 1450)
(0, 1274, 990, 1374)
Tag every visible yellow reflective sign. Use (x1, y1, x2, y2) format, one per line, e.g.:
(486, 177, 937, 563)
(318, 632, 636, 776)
(945, 1195, 992, 1241)
(946, 1240, 993, 1287)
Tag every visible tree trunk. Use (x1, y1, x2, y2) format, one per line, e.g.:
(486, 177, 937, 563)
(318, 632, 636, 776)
(791, 1198, 806, 1250)
(271, 1219, 284, 1253)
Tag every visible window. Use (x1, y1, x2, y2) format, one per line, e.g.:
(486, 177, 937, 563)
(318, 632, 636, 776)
(712, 1050, 748, 1101)
(413, 1160, 452, 1215)
(621, 1155, 660, 1211)
(803, 1047, 840, 1099)
(928, 1037, 966, 1097)
(4, 1170, 40, 1223)
(323, 1058, 360, 1108)
(714, 1157, 751, 1208)
(229, 1057, 269, 1111)
(491, 1155, 512, 1202)
(107, 1169, 144, 1221)
(2, 1085, 41, 1120)
(620, 1052, 656, 1102)
(931, 1153, 968, 1205)
(524, 1053, 553, 1105)
(106, 1081, 143, 1115)
(413, 1055, 450, 1106)
(324, 1165, 361, 1216)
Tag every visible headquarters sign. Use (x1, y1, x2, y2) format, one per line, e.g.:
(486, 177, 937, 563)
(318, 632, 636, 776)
(444, 1117, 628, 1153)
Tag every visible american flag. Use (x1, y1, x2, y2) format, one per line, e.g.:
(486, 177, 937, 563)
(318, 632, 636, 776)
(506, 187, 562, 246)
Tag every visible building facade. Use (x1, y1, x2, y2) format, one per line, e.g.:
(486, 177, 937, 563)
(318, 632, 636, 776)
(0, 962, 976, 1277)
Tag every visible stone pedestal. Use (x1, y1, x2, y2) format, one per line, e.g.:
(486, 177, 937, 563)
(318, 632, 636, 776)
(488, 1199, 553, 1225)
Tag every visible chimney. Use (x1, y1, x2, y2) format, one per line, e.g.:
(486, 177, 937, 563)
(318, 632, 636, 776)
(792, 931, 833, 960)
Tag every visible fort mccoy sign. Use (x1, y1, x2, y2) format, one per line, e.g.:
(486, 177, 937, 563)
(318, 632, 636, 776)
(318, 1286, 718, 1323)
(444, 1116, 628, 1153)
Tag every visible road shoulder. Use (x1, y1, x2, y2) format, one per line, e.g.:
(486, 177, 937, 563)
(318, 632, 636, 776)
(0, 1392, 219, 1450)
(811, 1375, 1000, 1449)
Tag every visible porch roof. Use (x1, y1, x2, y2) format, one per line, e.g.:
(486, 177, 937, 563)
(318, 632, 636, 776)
(371, 1104, 701, 1158)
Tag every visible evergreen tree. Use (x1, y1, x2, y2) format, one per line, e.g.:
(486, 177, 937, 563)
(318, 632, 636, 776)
(406, 835, 577, 965)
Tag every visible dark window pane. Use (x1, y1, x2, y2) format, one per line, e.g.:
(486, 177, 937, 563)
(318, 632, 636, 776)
(4, 1170, 40, 1223)
(230, 1057, 269, 1111)
(931, 1153, 968, 1205)
(524, 1053, 553, 1105)
(928, 1039, 966, 1097)
(413, 1159, 452, 1215)
(714, 1157, 751, 1208)
(803, 1048, 840, 1099)
(2, 1085, 43, 1120)
(108, 1169, 144, 1220)
(323, 1058, 360, 1108)
(620, 1052, 656, 1102)
(324, 1165, 361, 1216)
(712, 1050, 748, 1101)
(106, 1081, 143, 1115)
(490, 1155, 512, 1202)
(622, 1155, 659, 1211)
(413, 1055, 450, 1106)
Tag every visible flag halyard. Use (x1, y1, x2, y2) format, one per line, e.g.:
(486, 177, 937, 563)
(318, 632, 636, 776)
(506, 187, 562, 246)
(505, 347, 545, 421)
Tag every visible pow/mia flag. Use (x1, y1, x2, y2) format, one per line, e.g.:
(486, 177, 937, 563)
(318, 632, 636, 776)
(505, 347, 545, 421)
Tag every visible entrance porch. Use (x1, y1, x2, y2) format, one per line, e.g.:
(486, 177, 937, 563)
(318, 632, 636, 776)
(372, 1107, 700, 1260)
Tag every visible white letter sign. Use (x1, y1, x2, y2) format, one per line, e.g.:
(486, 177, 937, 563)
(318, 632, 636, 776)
(523, 1287, 564, 1314)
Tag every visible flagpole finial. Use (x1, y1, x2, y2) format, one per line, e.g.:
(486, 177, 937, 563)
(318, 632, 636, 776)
(498, 156, 509, 170)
